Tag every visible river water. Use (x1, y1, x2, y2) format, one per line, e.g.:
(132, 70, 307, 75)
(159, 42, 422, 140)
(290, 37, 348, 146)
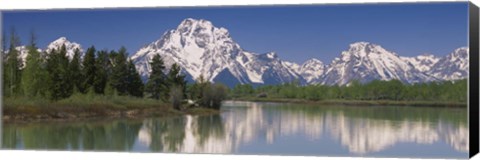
(2, 101, 468, 158)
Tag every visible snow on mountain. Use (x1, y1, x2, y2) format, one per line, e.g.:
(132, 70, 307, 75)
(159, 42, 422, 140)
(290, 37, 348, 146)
(131, 19, 469, 86)
(236, 51, 304, 85)
(131, 18, 302, 87)
(14, 46, 37, 68)
(283, 61, 301, 72)
(401, 53, 440, 72)
(6, 37, 83, 68)
(427, 47, 469, 81)
(318, 42, 434, 86)
(7, 19, 466, 87)
(45, 37, 84, 60)
(296, 58, 326, 83)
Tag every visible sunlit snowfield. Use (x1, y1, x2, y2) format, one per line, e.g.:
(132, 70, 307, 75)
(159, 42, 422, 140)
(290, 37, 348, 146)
(2, 101, 468, 158)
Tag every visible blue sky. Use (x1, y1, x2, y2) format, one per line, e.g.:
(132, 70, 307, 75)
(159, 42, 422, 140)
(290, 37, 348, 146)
(2, 2, 468, 63)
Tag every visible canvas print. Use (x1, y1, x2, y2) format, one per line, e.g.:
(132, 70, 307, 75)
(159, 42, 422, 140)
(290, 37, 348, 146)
(0, 2, 471, 159)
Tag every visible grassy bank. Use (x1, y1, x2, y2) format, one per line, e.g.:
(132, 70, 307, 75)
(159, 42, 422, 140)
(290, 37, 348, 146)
(2, 94, 219, 123)
(231, 97, 467, 107)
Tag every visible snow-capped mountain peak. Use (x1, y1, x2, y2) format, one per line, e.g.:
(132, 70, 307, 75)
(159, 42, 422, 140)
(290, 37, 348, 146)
(8, 37, 82, 68)
(319, 41, 433, 85)
(449, 47, 469, 63)
(131, 18, 303, 87)
(177, 18, 215, 32)
(344, 42, 396, 58)
(301, 58, 325, 70)
(131, 18, 243, 83)
(427, 47, 469, 81)
(297, 58, 326, 83)
(9, 19, 468, 87)
(46, 37, 84, 60)
(131, 18, 469, 87)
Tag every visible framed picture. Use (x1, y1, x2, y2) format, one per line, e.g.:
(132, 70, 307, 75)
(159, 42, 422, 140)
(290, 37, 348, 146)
(1, 0, 478, 159)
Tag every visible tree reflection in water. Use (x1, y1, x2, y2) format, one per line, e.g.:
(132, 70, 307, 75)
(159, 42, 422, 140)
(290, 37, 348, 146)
(2, 101, 469, 158)
(3, 120, 142, 151)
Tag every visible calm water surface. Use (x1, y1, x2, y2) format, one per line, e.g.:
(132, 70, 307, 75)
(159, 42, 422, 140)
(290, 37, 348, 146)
(2, 101, 469, 158)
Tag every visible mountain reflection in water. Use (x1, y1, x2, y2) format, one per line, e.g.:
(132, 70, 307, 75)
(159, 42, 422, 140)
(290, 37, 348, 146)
(2, 101, 468, 158)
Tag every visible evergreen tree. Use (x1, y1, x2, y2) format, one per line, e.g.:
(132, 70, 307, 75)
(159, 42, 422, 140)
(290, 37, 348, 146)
(69, 48, 83, 93)
(3, 29, 22, 97)
(126, 60, 144, 97)
(110, 47, 129, 95)
(93, 50, 110, 94)
(45, 45, 72, 100)
(82, 46, 96, 93)
(59, 45, 73, 97)
(21, 31, 46, 97)
(2, 30, 7, 54)
(167, 63, 187, 98)
(188, 74, 208, 100)
(145, 54, 167, 100)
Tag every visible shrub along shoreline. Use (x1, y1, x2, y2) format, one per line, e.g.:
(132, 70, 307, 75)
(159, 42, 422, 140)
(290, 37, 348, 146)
(2, 95, 220, 123)
(229, 79, 468, 108)
(232, 97, 467, 108)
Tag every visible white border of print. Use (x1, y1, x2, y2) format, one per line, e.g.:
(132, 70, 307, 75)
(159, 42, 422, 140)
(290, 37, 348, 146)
(0, 0, 478, 160)
(0, 0, 472, 10)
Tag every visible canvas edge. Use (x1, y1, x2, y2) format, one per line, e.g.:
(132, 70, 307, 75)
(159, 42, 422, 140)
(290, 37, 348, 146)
(469, 1, 479, 158)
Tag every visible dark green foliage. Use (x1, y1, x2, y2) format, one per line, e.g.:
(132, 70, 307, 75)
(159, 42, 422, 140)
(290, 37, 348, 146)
(1, 30, 6, 54)
(167, 63, 187, 88)
(167, 63, 187, 98)
(6, 31, 230, 110)
(187, 74, 208, 100)
(69, 48, 83, 93)
(200, 83, 228, 110)
(165, 63, 187, 110)
(231, 84, 254, 98)
(93, 50, 110, 94)
(126, 60, 144, 97)
(110, 47, 129, 95)
(82, 46, 96, 93)
(3, 29, 23, 97)
(45, 45, 73, 100)
(105, 47, 144, 97)
(145, 54, 167, 100)
(21, 33, 47, 97)
(251, 79, 468, 103)
(187, 74, 229, 110)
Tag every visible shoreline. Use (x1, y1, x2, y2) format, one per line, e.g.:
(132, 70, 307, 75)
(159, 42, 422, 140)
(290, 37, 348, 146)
(230, 97, 467, 108)
(3, 97, 466, 123)
(2, 95, 220, 123)
(2, 104, 219, 124)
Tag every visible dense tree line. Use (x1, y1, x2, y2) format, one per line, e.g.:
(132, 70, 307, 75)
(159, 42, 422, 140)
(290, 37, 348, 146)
(2, 31, 228, 110)
(1, 31, 147, 101)
(232, 79, 467, 102)
(4, 44, 144, 101)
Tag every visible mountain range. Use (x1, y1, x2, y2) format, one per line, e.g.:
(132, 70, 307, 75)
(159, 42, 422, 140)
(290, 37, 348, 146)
(11, 18, 469, 87)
